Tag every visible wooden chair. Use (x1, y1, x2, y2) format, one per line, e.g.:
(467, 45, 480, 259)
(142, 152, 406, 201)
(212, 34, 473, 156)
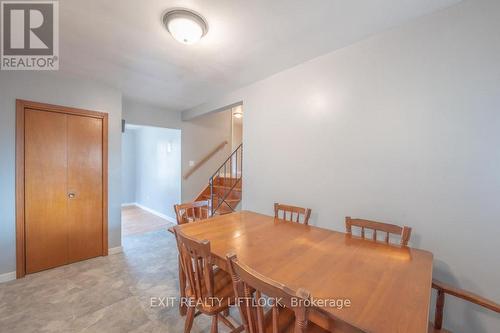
(173, 227, 243, 333)
(274, 203, 312, 225)
(226, 253, 367, 333)
(173, 200, 211, 316)
(345, 216, 412, 246)
(429, 279, 500, 332)
(174, 200, 210, 225)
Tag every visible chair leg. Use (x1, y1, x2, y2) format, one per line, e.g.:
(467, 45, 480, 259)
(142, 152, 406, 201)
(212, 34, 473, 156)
(218, 312, 244, 333)
(231, 326, 245, 333)
(219, 313, 234, 329)
(211, 314, 219, 333)
(179, 256, 187, 316)
(184, 306, 195, 333)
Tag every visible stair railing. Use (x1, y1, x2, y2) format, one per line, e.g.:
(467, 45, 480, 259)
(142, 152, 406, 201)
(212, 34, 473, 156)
(183, 141, 228, 180)
(209, 143, 243, 215)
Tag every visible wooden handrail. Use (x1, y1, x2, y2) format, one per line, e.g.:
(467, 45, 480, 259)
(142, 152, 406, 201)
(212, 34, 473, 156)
(183, 141, 228, 180)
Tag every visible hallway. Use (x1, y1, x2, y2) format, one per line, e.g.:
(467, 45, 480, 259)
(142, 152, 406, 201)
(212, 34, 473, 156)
(121, 205, 173, 237)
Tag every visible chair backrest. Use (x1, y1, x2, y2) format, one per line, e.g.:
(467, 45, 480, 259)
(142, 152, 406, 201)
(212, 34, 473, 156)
(345, 217, 412, 246)
(226, 253, 366, 333)
(432, 279, 500, 330)
(274, 203, 312, 225)
(227, 252, 310, 333)
(174, 200, 210, 225)
(174, 227, 215, 305)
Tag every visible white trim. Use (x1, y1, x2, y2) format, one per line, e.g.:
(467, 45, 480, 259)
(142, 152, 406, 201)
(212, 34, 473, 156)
(121, 202, 137, 207)
(134, 203, 176, 223)
(0, 271, 16, 283)
(108, 246, 123, 255)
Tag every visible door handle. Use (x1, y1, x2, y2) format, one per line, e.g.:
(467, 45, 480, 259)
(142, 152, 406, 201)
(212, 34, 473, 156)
(68, 192, 76, 199)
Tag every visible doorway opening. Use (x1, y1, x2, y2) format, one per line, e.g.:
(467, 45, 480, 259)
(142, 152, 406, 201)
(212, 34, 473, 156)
(231, 104, 243, 152)
(121, 124, 181, 237)
(230, 104, 243, 185)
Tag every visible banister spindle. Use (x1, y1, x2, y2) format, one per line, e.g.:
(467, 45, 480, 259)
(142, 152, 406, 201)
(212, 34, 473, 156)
(210, 144, 242, 215)
(209, 177, 214, 216)
(235, 148, 238, 180)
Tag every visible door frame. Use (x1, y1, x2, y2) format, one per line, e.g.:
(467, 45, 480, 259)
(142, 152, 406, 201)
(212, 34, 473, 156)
(16, 99, 109, 278)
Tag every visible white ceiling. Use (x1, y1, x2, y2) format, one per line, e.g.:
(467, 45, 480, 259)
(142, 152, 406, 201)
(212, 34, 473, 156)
(60, 0, 462, 112)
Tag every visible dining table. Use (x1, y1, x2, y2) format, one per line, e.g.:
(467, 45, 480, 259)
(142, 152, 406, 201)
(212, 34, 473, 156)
(174, 210, 434, 333)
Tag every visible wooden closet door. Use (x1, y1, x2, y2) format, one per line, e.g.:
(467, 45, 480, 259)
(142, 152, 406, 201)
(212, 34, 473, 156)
(25, 110, 68, 273)
(67, 115, 103, 262)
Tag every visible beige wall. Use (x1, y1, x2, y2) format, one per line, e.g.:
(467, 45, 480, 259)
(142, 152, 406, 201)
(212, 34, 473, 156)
(181, 109, 233, 201)
(231, 106, 243, 150)
(232, 120, 243, 149)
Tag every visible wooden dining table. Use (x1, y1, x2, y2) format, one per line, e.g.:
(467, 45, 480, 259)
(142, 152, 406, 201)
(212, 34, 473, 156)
(175, 211, 434, 333)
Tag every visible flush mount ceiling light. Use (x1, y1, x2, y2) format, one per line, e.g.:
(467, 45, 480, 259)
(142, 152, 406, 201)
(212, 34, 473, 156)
(162, 9, 208, 45)
(233, 110, 243, 119)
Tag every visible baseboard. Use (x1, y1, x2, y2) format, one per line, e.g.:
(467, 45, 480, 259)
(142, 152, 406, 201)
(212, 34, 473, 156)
(108, 246, 123, 255)
(133, 203, 176, 223)
(121, 202, 137, 207)
(0, 271, 16, 283)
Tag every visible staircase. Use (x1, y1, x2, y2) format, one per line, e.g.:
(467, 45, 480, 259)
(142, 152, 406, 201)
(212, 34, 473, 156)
(195, 143, 242, 216)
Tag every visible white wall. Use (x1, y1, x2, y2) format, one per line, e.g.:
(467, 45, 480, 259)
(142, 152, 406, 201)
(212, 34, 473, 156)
(123, 98, 182, 129)
(122, 99, 184, 217)
(129, 126, 181, 220)
(181, 1, 500, 332)
(122, 129, 137, 204)
(0, 71, 123, 276)
(123, 98, 235, 204)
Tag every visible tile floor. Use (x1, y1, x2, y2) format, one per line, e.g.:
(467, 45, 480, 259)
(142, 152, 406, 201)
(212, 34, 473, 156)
(0, 212, 235, 332)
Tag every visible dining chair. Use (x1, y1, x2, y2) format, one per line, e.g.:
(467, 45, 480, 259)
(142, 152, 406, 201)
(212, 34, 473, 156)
(274, 203, 312, 225)
(345, 216, 412, 246)
(226, 253, 367, 333)
(174, 200, 211, 225)
(173, 200, 211, 316)
(174, 227, 243, 333)
(429, 279, 500, 332)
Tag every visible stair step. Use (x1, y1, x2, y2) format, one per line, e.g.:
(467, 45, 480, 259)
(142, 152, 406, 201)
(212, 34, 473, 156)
(213, 205, 234, 215)
(212, 198, 240, 209)
(202, 195, 240, 203)
(205, 187, 242, 200)
(200, 203, 238, 215)
(213, 184, 242, 191)
(213, 180, 242, 189)
(192, 147, 242, 215)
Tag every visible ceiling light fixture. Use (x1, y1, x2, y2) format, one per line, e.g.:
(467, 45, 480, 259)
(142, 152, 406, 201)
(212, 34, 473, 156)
(233, 110, 243, 119)
(162, 9, 208, 45)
